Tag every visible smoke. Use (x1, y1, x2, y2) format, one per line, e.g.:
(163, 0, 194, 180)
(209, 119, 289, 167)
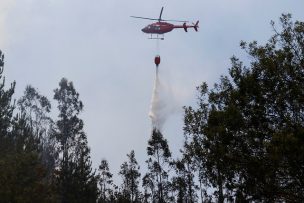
(149, 67, 179, 131)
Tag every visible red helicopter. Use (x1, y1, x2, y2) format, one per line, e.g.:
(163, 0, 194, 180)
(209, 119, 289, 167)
(131, 7, 199, 40)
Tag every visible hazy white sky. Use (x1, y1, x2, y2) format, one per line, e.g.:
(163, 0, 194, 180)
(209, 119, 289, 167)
(1, 0, 304, 183)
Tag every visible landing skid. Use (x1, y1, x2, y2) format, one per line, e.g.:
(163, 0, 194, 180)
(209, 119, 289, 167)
(148, 34, 164, 40)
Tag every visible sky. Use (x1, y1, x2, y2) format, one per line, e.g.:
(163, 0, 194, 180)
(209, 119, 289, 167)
(1, 0, 304, 183)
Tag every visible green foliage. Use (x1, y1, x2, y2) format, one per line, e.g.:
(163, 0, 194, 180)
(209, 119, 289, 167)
(183, 14, 304, 202)
(98, 159, 115, 203)
(0, 53, 98, 202)
(0, 50, 15, 138)
(1, 13, 303, 203)
(171, 154, 198, 203)
(18, 85, 52, 133)
(0, 57, 56, 202)
(18, 85, 56, 180)
(0, 115, 56, 202)
(119, 150, 141, 203)
(53, 78, 98, 202)
(143, 129, 173, 203)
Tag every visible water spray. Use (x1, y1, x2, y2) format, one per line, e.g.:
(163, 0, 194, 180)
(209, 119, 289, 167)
(149, 55, 165, 131)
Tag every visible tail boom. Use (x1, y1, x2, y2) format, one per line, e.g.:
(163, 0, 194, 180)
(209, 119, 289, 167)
(173, 20, 199, 32)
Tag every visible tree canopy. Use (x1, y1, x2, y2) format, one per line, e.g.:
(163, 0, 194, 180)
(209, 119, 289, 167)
(184, 14, 304, 202)
(0, 13, 303, 202)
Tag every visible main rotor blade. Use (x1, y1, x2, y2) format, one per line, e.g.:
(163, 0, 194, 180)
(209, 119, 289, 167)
(130, 16, 159, 21)
(160, 19, 188, 23)
(159, 7, 164, 21)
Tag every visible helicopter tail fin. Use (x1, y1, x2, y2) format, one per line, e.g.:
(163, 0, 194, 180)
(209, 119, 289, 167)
(194, 21, 199, 32)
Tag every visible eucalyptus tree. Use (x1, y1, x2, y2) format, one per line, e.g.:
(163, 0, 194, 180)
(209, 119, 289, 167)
(171, 154, 198, 203)
(0, 50, 55, 202)
(98, 159, 114, 202)
(18, 85, 56, 179)
(143, 129, 173, 203)
(183, 14, 304, 202)
(53, 78, 98, 202)
(119, 150, 141, 202)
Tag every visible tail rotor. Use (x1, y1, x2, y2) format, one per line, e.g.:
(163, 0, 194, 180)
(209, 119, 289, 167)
(193, 20, 199, 32)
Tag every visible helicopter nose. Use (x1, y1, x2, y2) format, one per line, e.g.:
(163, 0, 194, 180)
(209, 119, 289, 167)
(141, 28, 147, 33)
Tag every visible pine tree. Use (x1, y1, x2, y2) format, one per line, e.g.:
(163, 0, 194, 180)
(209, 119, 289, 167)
(0, 50, 56, 201)
(0, 50, 15, 140)
(3, 114, 56, 202)
(73, 136, 99, 202)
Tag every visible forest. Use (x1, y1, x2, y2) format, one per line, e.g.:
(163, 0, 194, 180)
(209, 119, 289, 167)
(0, 14, 303, 202)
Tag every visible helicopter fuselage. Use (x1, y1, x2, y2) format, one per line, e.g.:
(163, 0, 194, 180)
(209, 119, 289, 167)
(141, 21, 198, 35)
(141, 22, 175, 34)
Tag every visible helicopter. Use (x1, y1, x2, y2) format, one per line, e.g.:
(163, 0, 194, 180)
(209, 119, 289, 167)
(131, 7, 199, 40)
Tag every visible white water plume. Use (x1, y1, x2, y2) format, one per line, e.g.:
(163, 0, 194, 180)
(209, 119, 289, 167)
(149, 67, 179, 131)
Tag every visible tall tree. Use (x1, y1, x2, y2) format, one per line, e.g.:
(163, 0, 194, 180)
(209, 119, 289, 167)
(143, 129, 173, 203)
(1, 115, 56, 202)
(98, 159, 114, 203)
(183, 14, 304, 202)
(18, 85, 52, 134)
(171, 154, 198, 203)
(53, 78, 97, 202)
(0, 50, 56, 202)
(73, 136, 99, 202)
(18, 85, 56, 179)
(119, 150, 141, 203)
(0, 50, 15, 140)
